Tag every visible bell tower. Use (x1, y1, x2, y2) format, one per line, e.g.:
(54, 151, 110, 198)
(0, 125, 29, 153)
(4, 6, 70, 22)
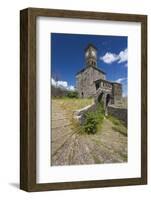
(85, 44, 97, 68)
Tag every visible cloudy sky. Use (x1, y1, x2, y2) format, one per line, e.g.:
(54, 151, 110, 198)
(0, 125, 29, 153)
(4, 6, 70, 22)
(51, 33, 128, 96)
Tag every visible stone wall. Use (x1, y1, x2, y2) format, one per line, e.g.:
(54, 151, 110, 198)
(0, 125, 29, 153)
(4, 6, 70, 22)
(112, 83, 122, 105)
(108, 105, 127, 126)
(73, 103, 97, 124)
(76, 67, 105, 98)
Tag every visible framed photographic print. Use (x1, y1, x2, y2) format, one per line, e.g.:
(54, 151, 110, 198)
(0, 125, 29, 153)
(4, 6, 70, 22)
(20, 8, 147, 191)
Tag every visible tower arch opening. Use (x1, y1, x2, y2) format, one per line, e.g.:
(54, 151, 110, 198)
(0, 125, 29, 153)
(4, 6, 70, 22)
(97, 92, 104, 103)
(106, 94, 111, 107)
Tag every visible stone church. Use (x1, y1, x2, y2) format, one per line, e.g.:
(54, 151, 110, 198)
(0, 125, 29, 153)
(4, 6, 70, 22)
(76, 44, 122, 107)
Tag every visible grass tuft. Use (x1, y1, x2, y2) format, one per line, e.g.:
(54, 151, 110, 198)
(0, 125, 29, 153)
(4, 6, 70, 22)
(107, 115, 127, 136)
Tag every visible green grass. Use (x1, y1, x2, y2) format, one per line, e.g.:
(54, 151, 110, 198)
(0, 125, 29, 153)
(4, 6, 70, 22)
(53, 97, 93, 111)
(107, 115, 127, 136)
(52, 98, 127, 136)
(112, 126, 127, 136)
(54, 98, 105, 135)
(52, 98, 94, 134)
(107, 115, 121, 126)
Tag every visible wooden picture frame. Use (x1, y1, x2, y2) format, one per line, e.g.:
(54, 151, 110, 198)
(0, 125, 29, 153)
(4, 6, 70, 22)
(20, 7, 147, 192)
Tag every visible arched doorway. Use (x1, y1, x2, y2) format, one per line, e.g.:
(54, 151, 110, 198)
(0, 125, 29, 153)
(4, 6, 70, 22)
(106, 94, 111, 107)
(98, 92, 104, 103)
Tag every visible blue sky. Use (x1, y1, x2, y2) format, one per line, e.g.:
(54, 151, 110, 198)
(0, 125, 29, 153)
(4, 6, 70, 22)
(51, 33, 128, 96)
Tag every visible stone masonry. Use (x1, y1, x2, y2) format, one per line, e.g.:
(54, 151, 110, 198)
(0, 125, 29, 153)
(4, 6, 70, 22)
(76, 44, 122, 107)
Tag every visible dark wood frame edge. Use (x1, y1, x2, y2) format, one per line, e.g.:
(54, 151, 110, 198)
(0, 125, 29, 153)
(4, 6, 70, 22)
(20, 7, 147, 192)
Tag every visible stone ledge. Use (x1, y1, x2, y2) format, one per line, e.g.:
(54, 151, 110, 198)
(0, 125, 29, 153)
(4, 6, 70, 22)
(73, 103, 96, 124)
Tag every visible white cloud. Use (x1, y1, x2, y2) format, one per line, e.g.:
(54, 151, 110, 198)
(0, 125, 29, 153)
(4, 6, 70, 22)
(51, 78, 75, 91)
(68, 85, 75, 91)
(100, 48, 128, 64)
(58, 80, 68, 88)
(100, 52, 118, 64)
(51, 78, 56, 86)
(118, 49, 128, 63)
(115, 77, 127, 83)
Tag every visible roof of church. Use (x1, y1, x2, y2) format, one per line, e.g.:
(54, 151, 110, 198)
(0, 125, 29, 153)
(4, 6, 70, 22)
(76, 66, 106, 76)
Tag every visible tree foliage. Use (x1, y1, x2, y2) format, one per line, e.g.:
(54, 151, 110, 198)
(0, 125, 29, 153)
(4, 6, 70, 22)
(67, 91, 78, 98)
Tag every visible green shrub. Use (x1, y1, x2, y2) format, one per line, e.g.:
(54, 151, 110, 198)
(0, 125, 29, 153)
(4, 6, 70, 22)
(83, 104, 104, 134)
(67, 91, 78, 98)
(83, 112, 98, 134)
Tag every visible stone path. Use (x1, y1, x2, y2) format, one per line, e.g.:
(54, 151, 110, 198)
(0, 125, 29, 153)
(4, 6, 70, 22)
(51, 100, 127, 166)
